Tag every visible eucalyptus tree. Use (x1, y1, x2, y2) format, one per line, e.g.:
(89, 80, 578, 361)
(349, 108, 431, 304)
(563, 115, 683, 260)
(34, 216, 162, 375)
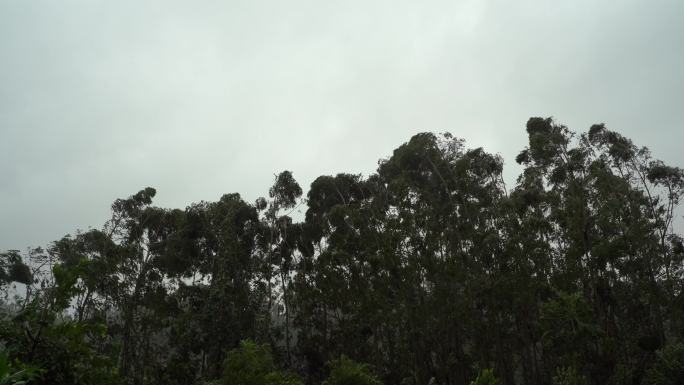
(514, 117, 684, 384)
(173, 193, 263, 379)
(255, 171, 303, 364)
(374, 133, 510, 385)
(291, 172, 378, 381)
(0, 251, 32, 292)
(292, 133, 511, 385)
(1, 117, 681, 385)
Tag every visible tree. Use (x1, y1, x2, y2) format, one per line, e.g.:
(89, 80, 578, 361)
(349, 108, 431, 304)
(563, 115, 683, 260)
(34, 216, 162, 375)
(3, 118, 682, 385)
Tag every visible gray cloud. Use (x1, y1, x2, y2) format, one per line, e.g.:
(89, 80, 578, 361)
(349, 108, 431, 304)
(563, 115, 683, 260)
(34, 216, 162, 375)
(2, 0, 683, 250)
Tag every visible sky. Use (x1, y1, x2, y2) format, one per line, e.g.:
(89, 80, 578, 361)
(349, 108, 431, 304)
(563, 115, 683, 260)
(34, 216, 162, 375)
(1, 0, 683, 251)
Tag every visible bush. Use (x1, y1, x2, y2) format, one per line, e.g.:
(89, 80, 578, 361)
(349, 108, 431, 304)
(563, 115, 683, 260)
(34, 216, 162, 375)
(223, 340, 275, 385)
(221, 340, 302, 385)
(0, 351, 39, 385)
(469, 369, 500, 385)
(322, 355, 383, 385)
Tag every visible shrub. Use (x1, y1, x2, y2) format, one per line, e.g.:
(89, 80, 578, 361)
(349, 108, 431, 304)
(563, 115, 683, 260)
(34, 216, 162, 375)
(221, 340, 302, 385)
(469, 369, 500, 385)
(322, 355, 383, 385)
(0, 351, 39, 385)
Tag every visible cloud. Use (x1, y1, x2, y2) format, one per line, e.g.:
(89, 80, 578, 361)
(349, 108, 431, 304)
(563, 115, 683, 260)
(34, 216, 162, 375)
(1, 0, 683, 249)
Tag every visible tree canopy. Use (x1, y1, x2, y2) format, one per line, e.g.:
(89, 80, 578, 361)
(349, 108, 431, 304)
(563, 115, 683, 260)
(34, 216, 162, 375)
(1, 118, 683, 385)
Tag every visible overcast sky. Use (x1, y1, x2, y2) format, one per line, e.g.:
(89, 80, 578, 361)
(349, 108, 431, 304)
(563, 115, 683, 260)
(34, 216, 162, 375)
(1, 0, 683, 250)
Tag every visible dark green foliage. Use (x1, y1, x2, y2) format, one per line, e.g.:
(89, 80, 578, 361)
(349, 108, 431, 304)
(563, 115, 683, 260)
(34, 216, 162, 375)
(469, 369, 500, 385)
(1, 118, 683, 385)
(0, 263, 121, 385)
(0, 251, 32, 288)
(541, 292, 603, 368)
(223, 340, 276, 385)
(643, 344, 684, 385)
(322, 356, 382, 385)
(219, 340, 303, 385)
(552, 367, 587, 385)
(0, 351, 39, 385)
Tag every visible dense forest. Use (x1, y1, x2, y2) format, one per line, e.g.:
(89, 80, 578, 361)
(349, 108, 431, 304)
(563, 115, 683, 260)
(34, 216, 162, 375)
(2, 117, 683, 385)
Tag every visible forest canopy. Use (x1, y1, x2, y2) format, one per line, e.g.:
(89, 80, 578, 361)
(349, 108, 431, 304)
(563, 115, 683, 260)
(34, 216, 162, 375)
(1, 117, 683, 385)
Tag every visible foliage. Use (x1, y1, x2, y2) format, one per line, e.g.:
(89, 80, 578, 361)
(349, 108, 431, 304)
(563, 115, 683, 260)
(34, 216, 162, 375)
(2, 118, 684, 385)
(642, 344, 684, 385)
(220, 340, 302, 385)
(322, 356, 382, 385)
(469, 369, 500, 385)
(0, 351, 39, 385)
(222, 340, 276, 385)
(0, 251, 32, 291)
(552, 367, 587, 385)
